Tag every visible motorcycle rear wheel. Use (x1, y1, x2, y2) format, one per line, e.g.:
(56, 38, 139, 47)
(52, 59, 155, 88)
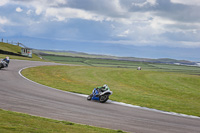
(99, 95, 109, 103)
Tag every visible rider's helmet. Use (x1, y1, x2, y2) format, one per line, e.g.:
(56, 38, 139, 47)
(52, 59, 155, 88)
(103, 84, 109, 90)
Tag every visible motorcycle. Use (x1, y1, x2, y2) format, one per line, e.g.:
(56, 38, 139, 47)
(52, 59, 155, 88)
(87, 88, 112, 103)
(0, 59, 9, 69)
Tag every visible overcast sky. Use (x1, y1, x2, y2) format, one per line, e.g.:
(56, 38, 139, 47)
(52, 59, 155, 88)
(0, 0, 200, 61)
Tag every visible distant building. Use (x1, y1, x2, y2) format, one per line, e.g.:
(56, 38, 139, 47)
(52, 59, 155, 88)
(137, 66, 141, 70)
(21, 48, 32, 58)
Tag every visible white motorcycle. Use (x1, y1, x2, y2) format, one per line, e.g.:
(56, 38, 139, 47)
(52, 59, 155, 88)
(0, 59, 9, 69)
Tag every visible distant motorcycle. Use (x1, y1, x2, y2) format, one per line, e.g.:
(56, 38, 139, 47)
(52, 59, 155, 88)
(0, 59, 9, 69)
(87, 88, 112, 103)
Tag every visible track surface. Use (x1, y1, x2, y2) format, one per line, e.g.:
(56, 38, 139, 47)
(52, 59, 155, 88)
(0, 60, 200, 133)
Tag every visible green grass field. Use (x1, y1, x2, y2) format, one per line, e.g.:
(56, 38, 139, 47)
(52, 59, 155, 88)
(42, 55, 200, 75)
(0, 109, 125, 133)
(22, 65, 200, 117)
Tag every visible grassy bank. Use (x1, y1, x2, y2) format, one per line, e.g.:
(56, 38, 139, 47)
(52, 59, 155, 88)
(0, 42, 43, 61)
(22, 65, 200, 116)
(0, 109, 125, 133)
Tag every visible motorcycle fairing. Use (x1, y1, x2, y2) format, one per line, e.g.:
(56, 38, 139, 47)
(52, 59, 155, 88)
(91, 88, 100, 100)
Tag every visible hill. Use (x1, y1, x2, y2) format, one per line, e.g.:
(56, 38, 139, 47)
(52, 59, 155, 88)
(0, 42, 42, 61)
(38, 49, 199, 66)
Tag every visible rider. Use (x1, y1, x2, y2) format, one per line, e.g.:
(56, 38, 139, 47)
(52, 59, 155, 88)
(3, 57, 10, 64)
(2, 56, 9, 67)
(87, 84, 111, 101)
(96, 84, 110, 93)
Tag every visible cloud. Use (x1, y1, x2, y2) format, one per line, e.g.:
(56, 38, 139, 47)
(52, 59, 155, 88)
(0, 16, 11, 32)
(45, 7, 107, 22)
(117, 29, 130, 37)
(0, 16, 10, 25)
(0, 0, 9, 6)
(26, 10, 33, 15)
(16, 7, 23, 12)
(6, 0, 200, 24)
(171, 0, 200, 6)
(1, 0, 200, 48)
(132, 0, 157, 7)
(35, 6, 43, 15)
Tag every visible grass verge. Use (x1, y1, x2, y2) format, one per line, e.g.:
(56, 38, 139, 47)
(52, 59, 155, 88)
(0, 109, 126, 133)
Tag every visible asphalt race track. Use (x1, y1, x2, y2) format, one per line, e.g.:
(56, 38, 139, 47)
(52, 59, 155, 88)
(0, 60, 200, 133)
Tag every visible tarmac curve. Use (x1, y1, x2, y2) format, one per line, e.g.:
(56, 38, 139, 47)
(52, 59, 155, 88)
(0, 59, 200, 133)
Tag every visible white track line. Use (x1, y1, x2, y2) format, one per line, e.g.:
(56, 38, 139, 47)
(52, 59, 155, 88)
(19, 66, 200, 120)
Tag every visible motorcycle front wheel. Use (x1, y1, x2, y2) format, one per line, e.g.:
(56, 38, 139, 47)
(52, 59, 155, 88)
(99, 95, 109, 103)
(87, 94, 92, 100)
